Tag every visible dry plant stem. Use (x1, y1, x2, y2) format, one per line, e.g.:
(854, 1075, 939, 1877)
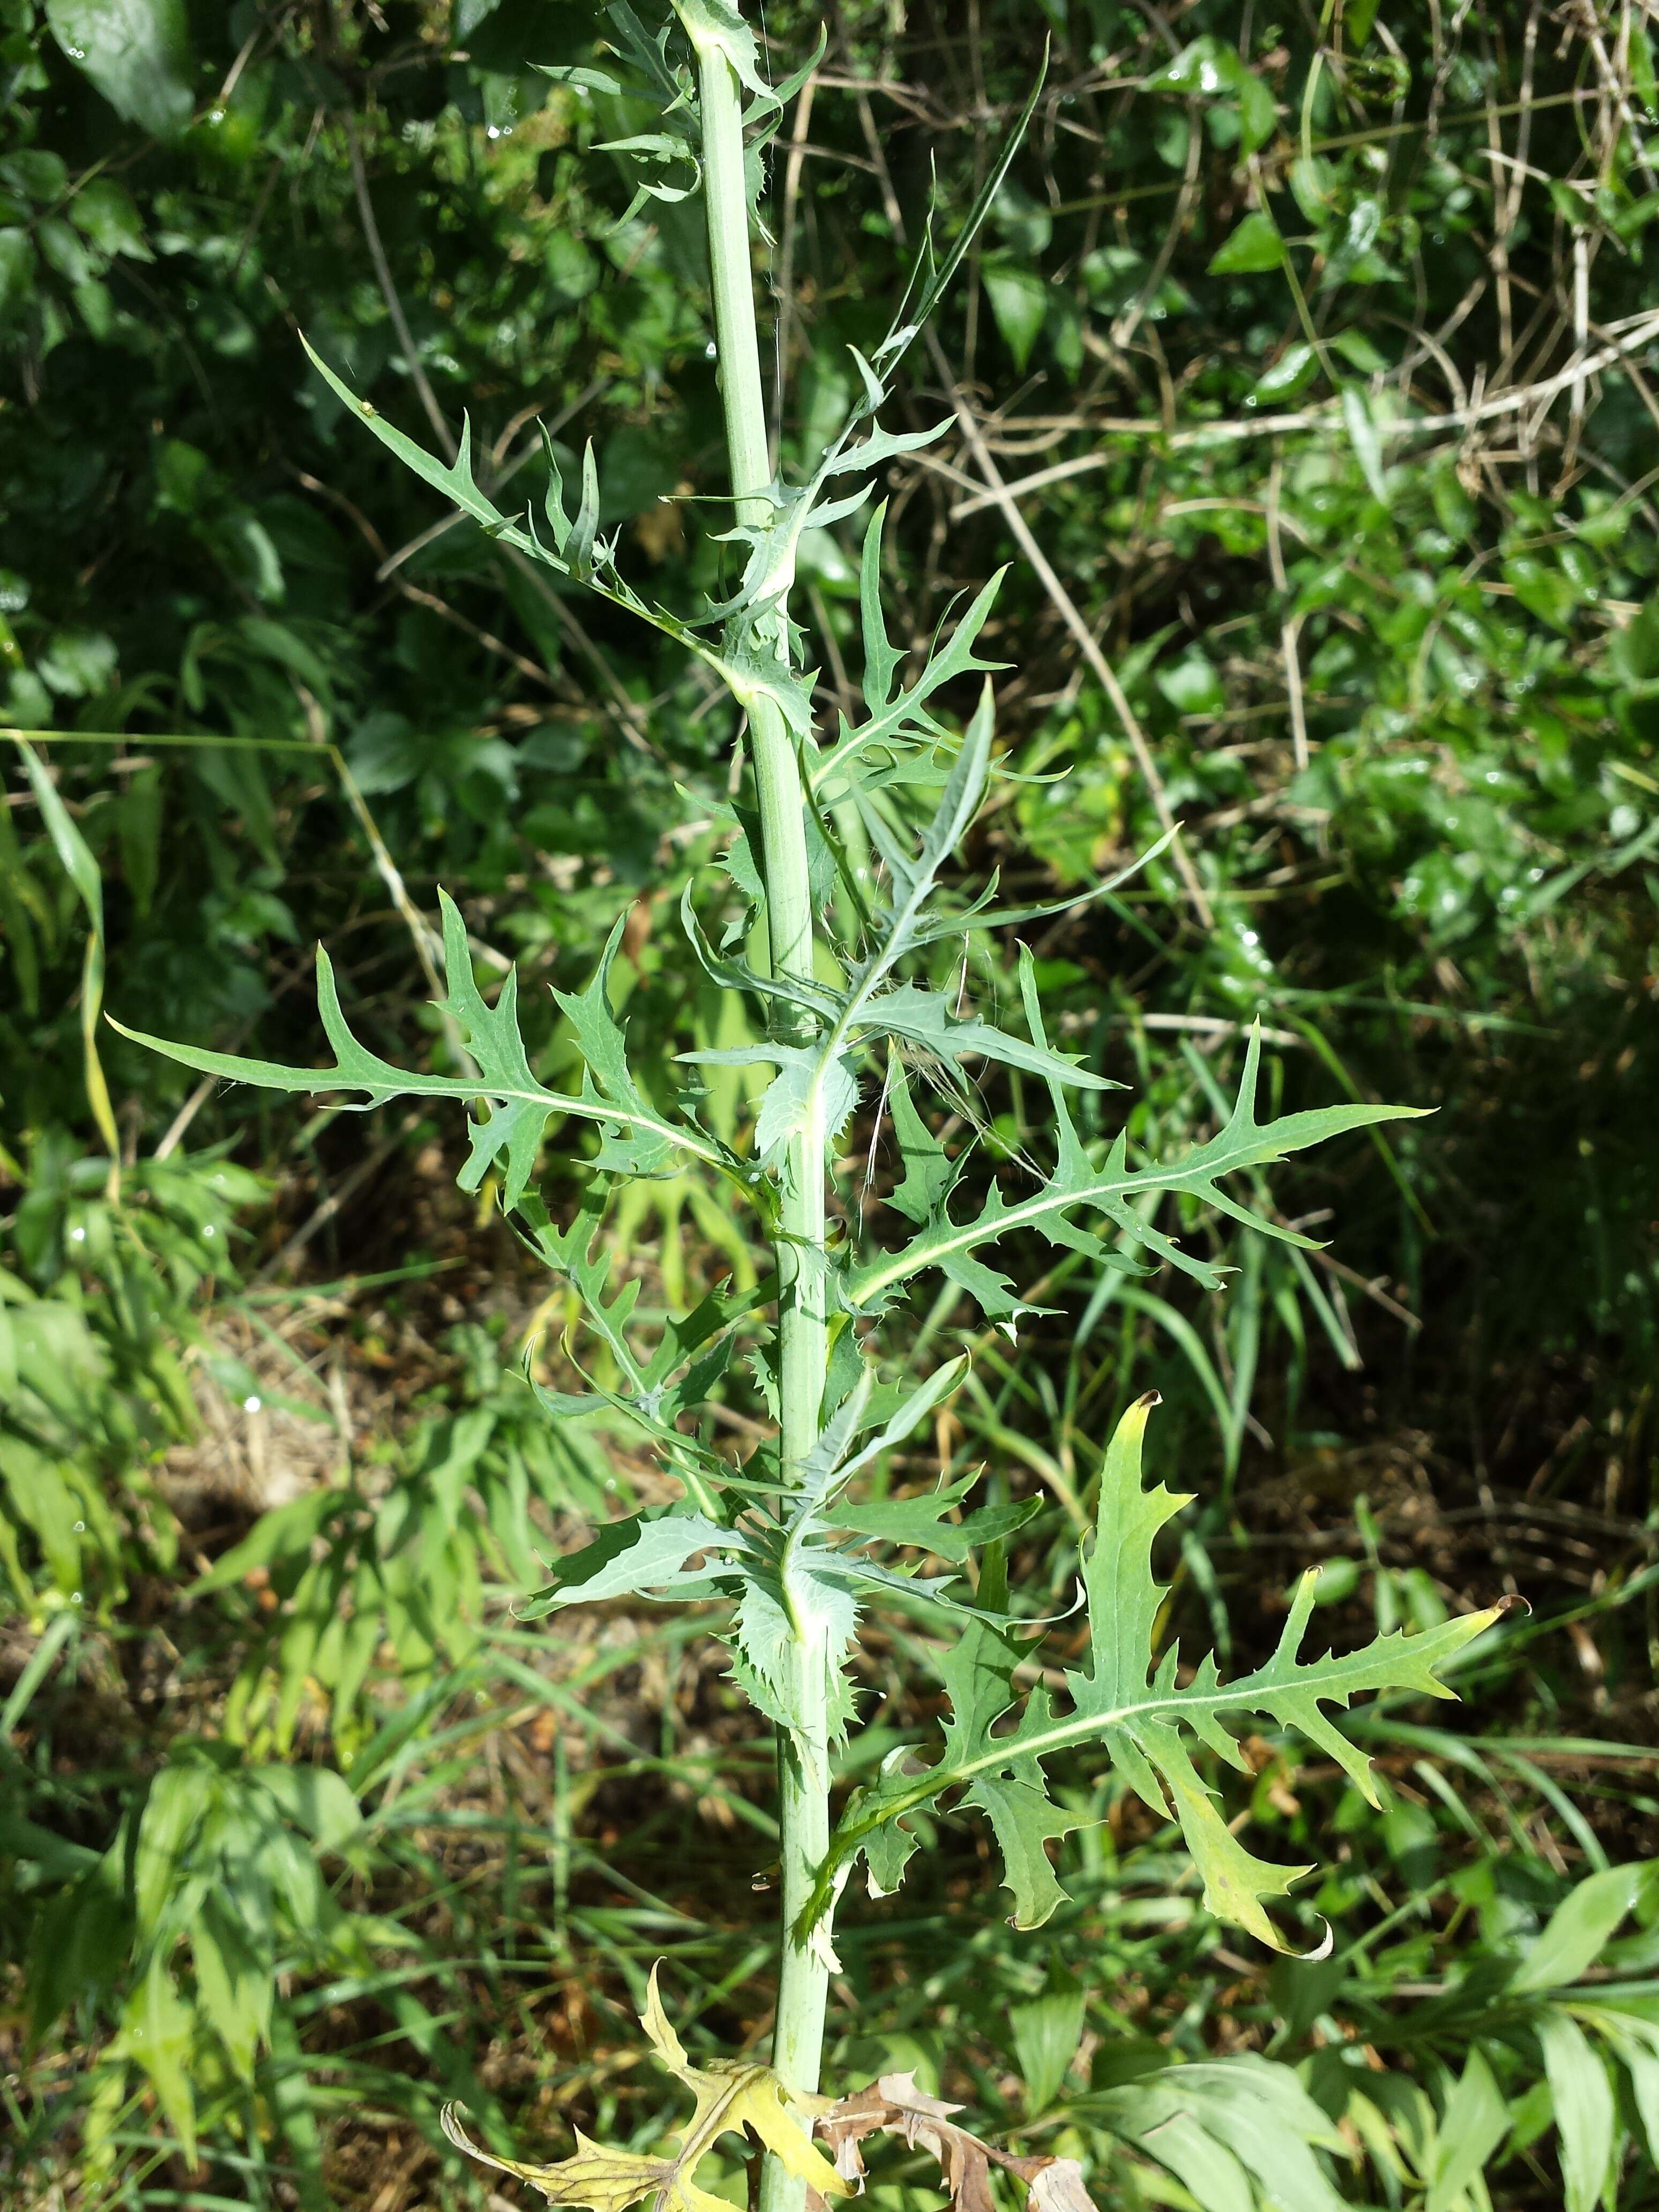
(922, 328, 1214, 929)
(345, 112, 454, 462)
(694, 19, 832, 2198)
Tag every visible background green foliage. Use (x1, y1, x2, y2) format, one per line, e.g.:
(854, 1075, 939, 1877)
(2, 0, 1657, 2206)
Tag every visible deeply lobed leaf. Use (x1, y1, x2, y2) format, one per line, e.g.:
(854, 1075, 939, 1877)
(819, 1396, 1508, 1949)
(444, 1966, 847, 2211)
(114, 893, 733, 1207)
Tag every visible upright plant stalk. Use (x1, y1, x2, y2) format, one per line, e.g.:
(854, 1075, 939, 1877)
(122, 12, 1509, 2200)
(690, 9, 832, 2186)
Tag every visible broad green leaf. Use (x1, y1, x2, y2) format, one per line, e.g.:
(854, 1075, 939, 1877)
(1609, 597, 1659, 686)
(1010, 1967, 1086, 2113)
(1539, 2008, 1617, 2212)
(1208, 211, 1284, 274)
(119, 1953, 197, 2158)
(1341, 384, 1389, 502)
(1123, 2111, 1254, 2212)
(982, 258, 1048, 372)
(192, 1910, 267, 2081)
(1504, 553, 1578, 632)
(1425, 2046, 1509, 2212)
(46, 0, 195, 138)
(1252, 341, 1318, 403)
(1513, 1862, 1659, 1993)
(1096, 2054, 1346, 2212)
(1147, 38, 1276, 153)
(249, 1766, 363, 1854)
(132, 1762, 214, 1939)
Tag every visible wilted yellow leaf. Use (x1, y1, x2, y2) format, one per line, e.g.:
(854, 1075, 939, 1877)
(444, 1966, 849, 2212)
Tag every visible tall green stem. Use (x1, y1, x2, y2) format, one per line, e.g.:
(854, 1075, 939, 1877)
(691, 12, 831, 2196)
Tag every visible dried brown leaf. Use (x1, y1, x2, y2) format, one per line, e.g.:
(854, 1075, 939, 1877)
(816, 2072, 1095, 2212)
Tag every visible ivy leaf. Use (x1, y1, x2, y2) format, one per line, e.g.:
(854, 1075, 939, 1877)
(444, 1964, 848, 2209)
